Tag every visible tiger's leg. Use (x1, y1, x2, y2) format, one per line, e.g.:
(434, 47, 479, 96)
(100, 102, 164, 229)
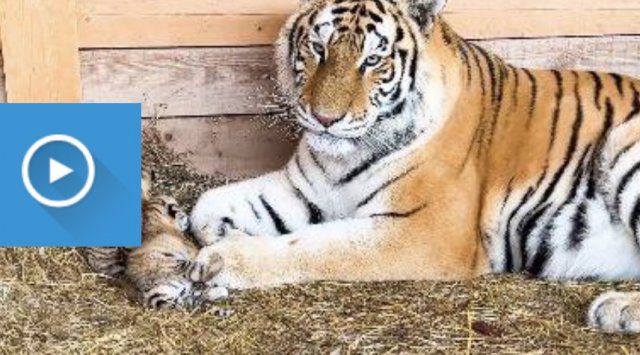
(194, 214, 484, 289)
(588, 116, 640, 333)
(190, 170, 323, 246)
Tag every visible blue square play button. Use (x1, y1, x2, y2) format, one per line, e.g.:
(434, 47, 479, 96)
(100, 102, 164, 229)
(1, 104, 142, 247)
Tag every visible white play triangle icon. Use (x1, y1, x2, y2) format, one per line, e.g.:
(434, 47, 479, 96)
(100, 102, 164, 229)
(49, 159, 74, 184)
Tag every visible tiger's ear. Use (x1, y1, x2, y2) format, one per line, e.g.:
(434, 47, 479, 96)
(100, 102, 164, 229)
(405, 0, 448, 31)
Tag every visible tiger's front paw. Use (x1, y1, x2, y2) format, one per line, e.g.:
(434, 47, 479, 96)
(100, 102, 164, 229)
(588, 291, 640, 334)
(188, 230, 251, 285)
(195, 231, 257, 289)
(190, 189, 257, 246)
(187, 251, 224, 285)
(190, 216, 239, 246)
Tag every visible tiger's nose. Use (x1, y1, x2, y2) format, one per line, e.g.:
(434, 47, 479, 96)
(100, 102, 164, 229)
(313, 112, 343, 128)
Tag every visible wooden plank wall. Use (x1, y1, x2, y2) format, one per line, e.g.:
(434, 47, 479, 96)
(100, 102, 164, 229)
(75, 0, 640, 46)
(1, 0, 640, 178)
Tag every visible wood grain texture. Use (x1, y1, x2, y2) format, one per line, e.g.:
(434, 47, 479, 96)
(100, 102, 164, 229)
(2, 1, 638, 48)
(0, 0, 82, 102)
(77, 14, 289, 48)
(77, 11, 640, 48)
(80, 47, 282, 117)
(78, 0, 640, 15)
(446, 0, 640, 10)
(81, 36, 640, 117)
(79, 0, 296, 15)
(478, 36, 640, 78)
(145, 116, 299, 179)
(449, 11, 640, 39)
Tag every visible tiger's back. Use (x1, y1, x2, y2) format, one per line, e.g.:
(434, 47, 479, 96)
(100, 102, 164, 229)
(378, 11, 640, 331)
(448, 47, 640, 278)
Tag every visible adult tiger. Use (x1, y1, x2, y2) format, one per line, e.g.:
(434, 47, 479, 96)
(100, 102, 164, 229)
(190, 0, 640, 333)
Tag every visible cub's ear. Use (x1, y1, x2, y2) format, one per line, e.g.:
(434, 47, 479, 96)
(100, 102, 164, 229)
(405, 0, 448, 31)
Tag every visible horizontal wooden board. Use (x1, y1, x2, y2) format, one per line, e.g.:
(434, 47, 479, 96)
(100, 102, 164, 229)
(77, 11, 640, 48)
(80, 36, 640, 117)
(78, 14, 289, 48)
(145, 116, 298, 179)
(450, 11, 640, 39)
(79, 0, 295, 15)
(80, 47, 282, 117)
(445, 0, 640, 10)
(78, 0, 640, 15)
(2, 1, 638, 48)
(478, 36, 640, 78)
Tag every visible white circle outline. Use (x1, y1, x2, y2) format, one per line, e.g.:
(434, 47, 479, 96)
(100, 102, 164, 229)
(21, 134, 96, 208)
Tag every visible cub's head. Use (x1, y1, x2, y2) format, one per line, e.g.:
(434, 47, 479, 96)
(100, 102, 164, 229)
(276, 0, 448, 155)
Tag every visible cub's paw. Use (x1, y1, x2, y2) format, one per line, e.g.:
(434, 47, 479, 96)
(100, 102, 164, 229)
(173, 209, 190, 232)
(158, 196, 190, 232)
(588, 291, 640, 334)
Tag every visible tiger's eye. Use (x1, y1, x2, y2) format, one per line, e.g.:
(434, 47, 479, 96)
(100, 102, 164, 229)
(312, 42, 325, 56)
(364, 55, 382, 67)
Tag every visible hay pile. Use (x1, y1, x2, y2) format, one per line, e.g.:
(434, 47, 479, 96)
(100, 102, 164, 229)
(1, 128, 639, 353)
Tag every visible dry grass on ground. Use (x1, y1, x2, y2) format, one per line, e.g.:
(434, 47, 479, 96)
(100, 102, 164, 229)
(1, 128, 639, 354)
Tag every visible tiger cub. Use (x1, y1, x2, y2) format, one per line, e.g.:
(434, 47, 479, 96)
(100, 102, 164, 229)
(83, 171, 226, 309)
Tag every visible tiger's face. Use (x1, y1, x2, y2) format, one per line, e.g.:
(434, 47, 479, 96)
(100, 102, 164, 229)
(277, 0, 448, 155)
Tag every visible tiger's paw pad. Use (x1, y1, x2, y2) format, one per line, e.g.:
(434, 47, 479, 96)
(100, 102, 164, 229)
(588, 291, 640, 334)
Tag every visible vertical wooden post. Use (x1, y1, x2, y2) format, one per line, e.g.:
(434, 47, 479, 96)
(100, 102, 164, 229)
(0, 0, 82, 103)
